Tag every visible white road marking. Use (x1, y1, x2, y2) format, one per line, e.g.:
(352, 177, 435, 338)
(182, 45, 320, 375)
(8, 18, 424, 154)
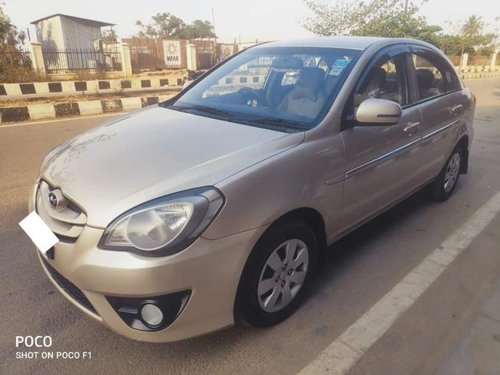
(299, 191, 500, 375)
(0, 112, 121, 129)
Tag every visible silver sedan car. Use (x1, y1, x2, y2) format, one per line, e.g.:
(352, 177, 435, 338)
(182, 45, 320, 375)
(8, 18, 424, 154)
(30, 36, 474, 342)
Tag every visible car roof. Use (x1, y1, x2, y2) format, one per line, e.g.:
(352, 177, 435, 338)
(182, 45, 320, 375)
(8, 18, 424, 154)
(253, 36, 429, 51)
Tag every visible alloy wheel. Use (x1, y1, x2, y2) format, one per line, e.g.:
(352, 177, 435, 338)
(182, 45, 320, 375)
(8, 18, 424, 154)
(257, 239, 309, 313)
(444, 152, 461, 193)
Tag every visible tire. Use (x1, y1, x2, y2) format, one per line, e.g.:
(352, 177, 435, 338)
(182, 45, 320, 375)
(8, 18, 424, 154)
(430, 144, 463, 202)
(236, 220, 318, 327)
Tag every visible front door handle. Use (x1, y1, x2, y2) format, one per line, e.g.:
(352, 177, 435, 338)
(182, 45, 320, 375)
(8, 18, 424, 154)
(450, 104, 464, 115)
(404, 121, 420, 133)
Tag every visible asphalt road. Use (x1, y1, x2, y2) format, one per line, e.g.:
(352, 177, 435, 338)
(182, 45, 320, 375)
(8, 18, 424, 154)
(1, 77, 499, 375)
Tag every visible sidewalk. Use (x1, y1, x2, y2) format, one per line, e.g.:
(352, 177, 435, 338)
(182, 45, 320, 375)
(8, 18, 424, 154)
(437, 278, 500, 374)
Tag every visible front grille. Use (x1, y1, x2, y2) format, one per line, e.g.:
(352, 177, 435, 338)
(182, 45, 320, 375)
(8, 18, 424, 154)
(41, 256, 98, 315)
(35, 180, 87, 242)
(53, 233, 78, 244)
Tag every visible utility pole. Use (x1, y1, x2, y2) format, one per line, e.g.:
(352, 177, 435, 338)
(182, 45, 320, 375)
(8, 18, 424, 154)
(212, 8, 216, 41)
(212, 8, 217, 63)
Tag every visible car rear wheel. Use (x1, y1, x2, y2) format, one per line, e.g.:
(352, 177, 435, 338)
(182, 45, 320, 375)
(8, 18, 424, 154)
(430, 144, 463, 201)
(236, 220, 318, 327)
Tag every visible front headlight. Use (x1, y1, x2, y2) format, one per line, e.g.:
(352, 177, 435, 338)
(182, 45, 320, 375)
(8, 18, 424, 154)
(98, 187, 224, 256)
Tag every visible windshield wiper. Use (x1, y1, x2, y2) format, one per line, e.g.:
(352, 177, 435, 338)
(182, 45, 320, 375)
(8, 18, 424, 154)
(246, 117, 310, 131)
(169, 104, 236, 119)
(169, 104, 309, 132)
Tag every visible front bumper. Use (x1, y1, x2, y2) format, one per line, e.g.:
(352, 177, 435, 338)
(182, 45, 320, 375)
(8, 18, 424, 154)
(36, 221, 265, 342)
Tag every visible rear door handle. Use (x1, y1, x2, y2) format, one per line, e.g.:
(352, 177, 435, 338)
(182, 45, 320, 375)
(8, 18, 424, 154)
(404, 121, 420, 133)
(450, 104, 464, 115)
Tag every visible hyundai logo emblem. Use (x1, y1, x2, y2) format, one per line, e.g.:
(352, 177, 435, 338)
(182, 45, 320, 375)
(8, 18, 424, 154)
(48, 192, 58, 208)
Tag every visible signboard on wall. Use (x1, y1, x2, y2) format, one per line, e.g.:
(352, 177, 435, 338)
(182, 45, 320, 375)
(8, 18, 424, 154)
(163, 40, 182, 68)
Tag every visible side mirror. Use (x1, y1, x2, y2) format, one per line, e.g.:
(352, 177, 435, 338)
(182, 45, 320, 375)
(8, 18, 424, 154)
(355, 98, 402, 125)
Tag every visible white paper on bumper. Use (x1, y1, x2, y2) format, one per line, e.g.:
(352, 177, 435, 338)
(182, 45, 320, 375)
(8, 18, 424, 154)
(19, 211, 58, 255)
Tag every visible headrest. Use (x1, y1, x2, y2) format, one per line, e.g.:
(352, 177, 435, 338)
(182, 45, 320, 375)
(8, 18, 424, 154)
(360, 67, 386, 92)
(416, 69, 434, 89)
(297, 67, 325, 90)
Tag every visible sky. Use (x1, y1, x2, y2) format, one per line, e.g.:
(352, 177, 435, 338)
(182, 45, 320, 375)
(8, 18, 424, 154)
(3, 0, 499, 43)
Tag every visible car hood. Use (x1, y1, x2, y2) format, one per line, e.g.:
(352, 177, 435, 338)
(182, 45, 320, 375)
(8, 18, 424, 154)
(41, 106, 304, 227)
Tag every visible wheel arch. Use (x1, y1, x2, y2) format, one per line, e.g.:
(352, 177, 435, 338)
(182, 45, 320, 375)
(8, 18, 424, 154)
(267, 207, 327, 256)
(233, 206, 327, 322)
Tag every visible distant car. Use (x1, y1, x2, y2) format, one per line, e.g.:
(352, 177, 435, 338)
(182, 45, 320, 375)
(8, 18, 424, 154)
(31, 36, 474, 342)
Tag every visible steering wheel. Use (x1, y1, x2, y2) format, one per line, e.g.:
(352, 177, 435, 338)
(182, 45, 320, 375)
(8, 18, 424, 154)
(238, 87, 265, 107)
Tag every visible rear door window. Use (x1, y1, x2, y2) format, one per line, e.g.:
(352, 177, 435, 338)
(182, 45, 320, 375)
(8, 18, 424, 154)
(411, 50, 460, 101)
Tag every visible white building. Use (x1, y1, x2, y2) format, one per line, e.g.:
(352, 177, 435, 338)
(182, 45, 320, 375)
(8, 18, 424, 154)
(31, 14, 114, 71)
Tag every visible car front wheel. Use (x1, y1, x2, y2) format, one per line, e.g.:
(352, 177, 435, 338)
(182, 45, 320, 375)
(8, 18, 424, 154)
(236, 220, 318, 327)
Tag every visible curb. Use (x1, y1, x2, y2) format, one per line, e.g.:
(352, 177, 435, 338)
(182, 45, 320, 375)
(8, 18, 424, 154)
(459, 71, 500, 79)
(0, 94, 176, 124)
(0, 77, 184, 98)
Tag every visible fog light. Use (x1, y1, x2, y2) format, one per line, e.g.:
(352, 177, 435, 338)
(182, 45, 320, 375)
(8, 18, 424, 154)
(107, 290, 191, 331)
(140, 303, 164, 327)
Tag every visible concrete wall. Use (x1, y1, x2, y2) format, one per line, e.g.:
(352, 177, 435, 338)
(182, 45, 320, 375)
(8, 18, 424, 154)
(0, 75, 185, 98)
(0, 94, 175, 123)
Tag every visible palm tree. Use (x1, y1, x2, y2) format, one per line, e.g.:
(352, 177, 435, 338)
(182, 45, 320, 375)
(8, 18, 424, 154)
(460, 15, 492, 65)
(461, 15, 483, 37)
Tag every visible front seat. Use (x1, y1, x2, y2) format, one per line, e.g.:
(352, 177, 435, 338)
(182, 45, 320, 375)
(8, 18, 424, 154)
(278, 67, 326, 119)
(353, 67, 387, 106)
(416, 69, 440, 99)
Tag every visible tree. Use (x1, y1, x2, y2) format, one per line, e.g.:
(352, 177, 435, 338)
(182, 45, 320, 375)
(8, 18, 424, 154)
(136, 13, 185, 38)
(433, 34, 462, 55)
(351, 8, 442, 44)
(136, 13, 216, 39)
(177, 20, 216, 39)
(0, 6, 25, 48)
(101, 29, 119, 44)
(303, 0, 431, 38)
(0, 6, 33, 82)
(443, 16, 496, 58)
(303, 0, 360, 35)
(302, 1, 498, 61)
(461, 15, 483, 37)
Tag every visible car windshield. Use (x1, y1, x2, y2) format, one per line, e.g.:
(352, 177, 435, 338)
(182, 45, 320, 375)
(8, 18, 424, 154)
(164, 46, 362, 132)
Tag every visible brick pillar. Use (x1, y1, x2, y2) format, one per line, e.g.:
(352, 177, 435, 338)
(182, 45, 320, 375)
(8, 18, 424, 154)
(460, 53, 469, 71)
(186, 44, 197, 71)
(121, 43, 133, 77)
(29, 42, 46, 77)
(491, 50, 499, 71)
